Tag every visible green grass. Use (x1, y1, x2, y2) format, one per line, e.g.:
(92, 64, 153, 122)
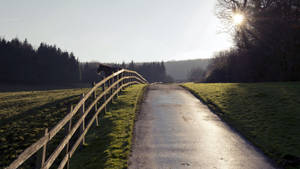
(182, 82, 300, 169)
(69, 84, 147, 169)
(0, 88, 90, 168)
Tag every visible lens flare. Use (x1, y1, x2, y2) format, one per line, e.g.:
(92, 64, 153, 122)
(233, 13, 244, 25)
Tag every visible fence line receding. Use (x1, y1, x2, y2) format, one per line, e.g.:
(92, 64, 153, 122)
(5, 69, 148, 169)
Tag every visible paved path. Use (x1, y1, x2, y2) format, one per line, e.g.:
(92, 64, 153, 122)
(129, 84, 277, 169)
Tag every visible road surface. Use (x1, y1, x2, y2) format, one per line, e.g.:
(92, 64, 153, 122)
(128, 84, 277, 169)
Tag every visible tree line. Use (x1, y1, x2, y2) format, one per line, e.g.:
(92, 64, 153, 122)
(112, 61, 173, 83)
(204, 0, 300, 82)
(0, 38, 171, 84)
(0, 38, 80, 84)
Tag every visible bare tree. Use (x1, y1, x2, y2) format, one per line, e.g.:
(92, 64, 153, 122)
(211, 0, 300, 82)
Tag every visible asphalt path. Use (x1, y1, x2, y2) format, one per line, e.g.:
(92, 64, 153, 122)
(128, 84, 277, 169)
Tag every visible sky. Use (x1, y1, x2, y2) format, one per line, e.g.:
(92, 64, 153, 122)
(0, 0, 233, 63)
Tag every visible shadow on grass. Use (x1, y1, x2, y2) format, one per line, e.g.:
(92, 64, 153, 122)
(69, 84, 147, 169)
(69, 88, 136, 169)
(223, 83, 300, 169)
(0, 94, 82, 168)
(182, 82, 300, 169)
(0, 95, 80, 127)
(69, 109, 115, 169)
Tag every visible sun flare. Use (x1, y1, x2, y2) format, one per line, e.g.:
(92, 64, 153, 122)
(233, 13, 244, 25)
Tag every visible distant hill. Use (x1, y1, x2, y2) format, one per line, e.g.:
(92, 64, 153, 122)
(94, 59, 211, 82)
(164, 59, 211, 81)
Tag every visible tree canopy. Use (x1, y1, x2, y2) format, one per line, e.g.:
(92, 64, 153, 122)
(0, 38, 172, 85)
(0, 38, 80, 84)
(205, 0, 300, 82)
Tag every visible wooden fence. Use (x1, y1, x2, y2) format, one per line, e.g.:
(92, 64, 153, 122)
(5, 69, 148, 169)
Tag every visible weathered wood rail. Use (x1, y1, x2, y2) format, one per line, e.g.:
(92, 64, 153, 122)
(5, 69, 148, 169)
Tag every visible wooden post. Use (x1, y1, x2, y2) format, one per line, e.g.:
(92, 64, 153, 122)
(110, 78, 114, 102)
(80, 93, 86, 145)
(120, 72, 123, 86)
(35, 128, 48, 169)
(65, 105, 73, 169)
(102, 83, 105, 92)
(107, 80, 109, 99)
(112, 77, 114, 92)
(128, 73, 130, 83)
(93, 84, 99, 126)
(129, 74, 131, 86)
(102, 83, 106, 113)
(116, 75, 119, 97)
(124, 73, 126, 85)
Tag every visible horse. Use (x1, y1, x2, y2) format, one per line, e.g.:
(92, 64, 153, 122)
(97, 64, 121, 78)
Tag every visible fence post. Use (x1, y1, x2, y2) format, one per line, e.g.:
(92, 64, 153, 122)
(35, 128, 48, 169)
(80, 93, 86, 145)
(110, 78, 114, 102)
(127, 73, 131, 86)
(107, 79, 109, 99)
(116, 75, 119, 97)
(102, 83, 106, 113)
(124, 72, 126, 85)
(93, 82, 99, 127)
(65, 105, 73, 169)
(120, 72, 123, 87)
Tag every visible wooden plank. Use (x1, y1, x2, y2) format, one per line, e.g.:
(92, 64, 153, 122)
(43, 77, 142, 169)
(58, 78, 140, 169)
(5, 69, 145, 169)
(126, 69, 148, 83)
(35, 129, 48, 169)
(57, 152, 69, 169)
(57, 106, 72, 169)
(80, 94, 86, 145)
(5, 134, 49, 169)
(69, 81, 138, 157)
(42, 78, 135, 169)
(47, 69, 126, 141)
(83, 76, 138, 117)
(93, 85, 99, 127)
(42, 104, 93, 169)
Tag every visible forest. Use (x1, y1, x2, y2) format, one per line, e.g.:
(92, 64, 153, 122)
(204, 0, 300, 82)
(0, 38, 171, 85)
(119, 61, 173, 83)
(0, 38, 80, 84)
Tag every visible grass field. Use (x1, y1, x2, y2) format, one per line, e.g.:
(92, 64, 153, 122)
(182, 82, 300, 169)
(69, 84, 147, 169)
(0, 88, 91, 168)
(0, 84, 147, 169)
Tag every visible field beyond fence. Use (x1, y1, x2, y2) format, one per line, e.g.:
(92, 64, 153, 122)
(0, 88, 90, 168)
(1, 69, 148, 169)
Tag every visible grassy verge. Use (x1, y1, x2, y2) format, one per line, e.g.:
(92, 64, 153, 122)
(0, 88, 90, 168)
(69, 84, 147, 169)
(182, 82, 300, 169)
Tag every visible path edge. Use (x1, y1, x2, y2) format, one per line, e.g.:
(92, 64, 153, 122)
(127, 84, 149, 166)
(180, 84, 281, 169)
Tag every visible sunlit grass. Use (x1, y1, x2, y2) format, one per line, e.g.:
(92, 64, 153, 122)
(182, 82, 300, 169)
(0, 84, 147, 169)
(0, 88, 90, 168)
(70, 84, 147, 169)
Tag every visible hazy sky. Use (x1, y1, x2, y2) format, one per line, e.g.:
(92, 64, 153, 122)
(0, 0, 233, 63)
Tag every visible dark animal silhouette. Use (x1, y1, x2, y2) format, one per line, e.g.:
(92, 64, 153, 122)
(97, 64, 121, 78)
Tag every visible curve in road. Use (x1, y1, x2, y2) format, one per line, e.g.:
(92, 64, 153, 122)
(129, 84, 277, 169)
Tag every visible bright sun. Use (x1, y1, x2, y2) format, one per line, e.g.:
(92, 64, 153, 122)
(233, 13, 244, 25)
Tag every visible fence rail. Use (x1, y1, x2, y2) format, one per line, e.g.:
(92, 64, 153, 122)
(5, 69, 148, 169)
